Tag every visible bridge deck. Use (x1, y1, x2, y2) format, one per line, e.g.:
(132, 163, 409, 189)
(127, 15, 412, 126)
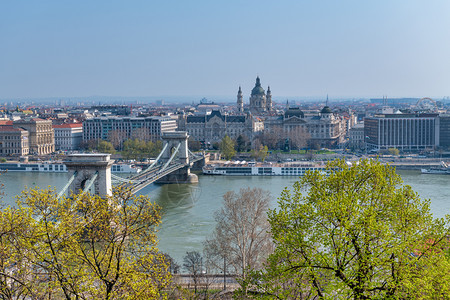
(119, 155, 204, 193)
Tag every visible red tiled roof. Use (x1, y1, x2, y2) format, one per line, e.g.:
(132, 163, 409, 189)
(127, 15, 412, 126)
(0, 121, 13, 126)
(0, 126, 26, 132)
(53, 123, 83, 128)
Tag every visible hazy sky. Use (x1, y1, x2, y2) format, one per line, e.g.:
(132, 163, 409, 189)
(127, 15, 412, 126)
(1, 1, 450, 100)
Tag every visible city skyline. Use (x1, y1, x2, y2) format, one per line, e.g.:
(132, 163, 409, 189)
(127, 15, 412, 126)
(1, 1, 450, 100)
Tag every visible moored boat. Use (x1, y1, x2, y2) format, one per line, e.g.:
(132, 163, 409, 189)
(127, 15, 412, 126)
(0, 162, 141, 173)
(420, 161, 450, 175)
(203, 160, 326, 176)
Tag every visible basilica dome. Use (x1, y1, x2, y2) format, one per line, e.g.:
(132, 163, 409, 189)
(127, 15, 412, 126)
(251, 76, 265, 96)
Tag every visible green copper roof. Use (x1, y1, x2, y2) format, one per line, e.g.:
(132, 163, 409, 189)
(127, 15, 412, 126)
(321, 106, 333, 113)
(251, 76, 265, 96)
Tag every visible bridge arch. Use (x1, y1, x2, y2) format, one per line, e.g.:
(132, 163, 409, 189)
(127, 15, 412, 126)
(65, 154, 113, 197)
(161, 131, 189, 165)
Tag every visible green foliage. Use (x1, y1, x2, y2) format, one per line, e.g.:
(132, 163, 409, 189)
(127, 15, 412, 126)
(243, 159, 450, 299)
(388, 147, 400, 156)
(97, 140, 116, 154)
(0, 186, 171, 299)
(251, 144, 269, 162)
(121, 138, 162, 160)
(236, 134, 250, 152)
(188, 139, 202, 152)
(220, 135, 236, 160)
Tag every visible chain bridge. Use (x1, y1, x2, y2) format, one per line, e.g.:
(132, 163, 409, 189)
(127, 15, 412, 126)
(59, 131, 205, 197)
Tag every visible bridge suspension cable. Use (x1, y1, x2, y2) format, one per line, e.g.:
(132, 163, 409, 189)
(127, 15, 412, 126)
(57, 171, 78, 198)
(81, 171, 98, 195)
(111, 173, 141, 184)
(141, 143, 169, 174)
(159, 142, 181, 173)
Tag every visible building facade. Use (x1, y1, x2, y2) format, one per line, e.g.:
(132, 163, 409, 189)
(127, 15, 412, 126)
(348, 123, 365, 150)
(264, 106, 346, 148)
(0, 127, 29, 156)
(53, 123, 83, 151)
(364, 113, 439, 151)
(438, 115, 450, 149)
(13, 118, 55, 155)
(82, 116, 177, 142)
(178, 110, 264, 144)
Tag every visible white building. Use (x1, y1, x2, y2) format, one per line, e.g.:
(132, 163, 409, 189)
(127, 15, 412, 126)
(53, 123, 83, 151)
(82, 116, 177, 142)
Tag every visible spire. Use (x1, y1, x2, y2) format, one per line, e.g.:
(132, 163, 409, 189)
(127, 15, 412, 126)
(267, 86, 271, 94)
(326, 94, 329, 107)
(255, 76, 261, 86)
(237, 85, 244, 112)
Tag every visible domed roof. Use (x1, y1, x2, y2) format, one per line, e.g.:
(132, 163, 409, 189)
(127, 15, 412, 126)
(321, 106, 333, 114)
(251, 76, 265, 96)
(284, 107, 304, 118)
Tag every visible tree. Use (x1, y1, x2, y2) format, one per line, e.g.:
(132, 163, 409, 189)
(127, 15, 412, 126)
(220, 135, 236, 160)
(188, 138, 202, 152)
(243, 159, 450, 299)
(388, 147, 400, 156)
(251, 141, 269, 162)
(122, 139, 162, 160)
(236, 134, 250, 152)
(108, 129, 127, 150)
(287, 127, 310, 151)
(79, 139, 99, 151)
(183, 251, 203, 293)
(204, 188, 272, 284)
(11, 186, 171, 299)
(97, 140, 116, 154)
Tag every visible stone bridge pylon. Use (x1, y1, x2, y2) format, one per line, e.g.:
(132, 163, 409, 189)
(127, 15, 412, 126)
(64, 154, 113, 197)
(157, 131, 198, 184)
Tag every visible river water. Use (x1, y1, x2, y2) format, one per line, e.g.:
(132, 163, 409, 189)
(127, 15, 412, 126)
(1, 170, 449, 263)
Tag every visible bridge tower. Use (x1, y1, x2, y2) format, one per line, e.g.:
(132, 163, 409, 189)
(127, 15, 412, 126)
(158, 131, 198, 183)
(161, 131, 189, 164)
(65, 154, 114, 197)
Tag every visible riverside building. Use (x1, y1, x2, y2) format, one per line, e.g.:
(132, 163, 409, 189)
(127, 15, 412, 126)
(53, 123, 83, 151)
(178, 110, 264, 144)
(264, 106, 346, 148)
(364, 113, 439, 151)
(13, 118, 55, 155)
(0, 126, 29, 156)
(82, 116, 177, 142)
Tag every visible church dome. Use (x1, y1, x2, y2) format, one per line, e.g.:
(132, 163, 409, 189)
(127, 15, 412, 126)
(251, 76, 265, 96)
(321, 106, 333, 114)
(284, 107, 304, 118)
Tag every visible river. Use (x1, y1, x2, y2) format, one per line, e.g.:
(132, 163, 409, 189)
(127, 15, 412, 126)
(1, 170, 449, 263)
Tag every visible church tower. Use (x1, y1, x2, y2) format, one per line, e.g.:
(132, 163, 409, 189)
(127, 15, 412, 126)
(249, 76, 266, 113)
(237, 86, 243, 112)
(266, 86, 272, 111)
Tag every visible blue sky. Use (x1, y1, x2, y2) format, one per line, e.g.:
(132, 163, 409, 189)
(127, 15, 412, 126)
(1, 1, 450, 100)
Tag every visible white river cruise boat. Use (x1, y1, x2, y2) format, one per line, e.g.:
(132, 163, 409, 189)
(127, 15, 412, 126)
(421, 161, 450, 175)
(0, 162, 141, 173)
(203, 161, 326, 176)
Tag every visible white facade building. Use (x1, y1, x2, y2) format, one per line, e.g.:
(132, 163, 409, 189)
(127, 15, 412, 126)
(53, 123, 83, 151)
